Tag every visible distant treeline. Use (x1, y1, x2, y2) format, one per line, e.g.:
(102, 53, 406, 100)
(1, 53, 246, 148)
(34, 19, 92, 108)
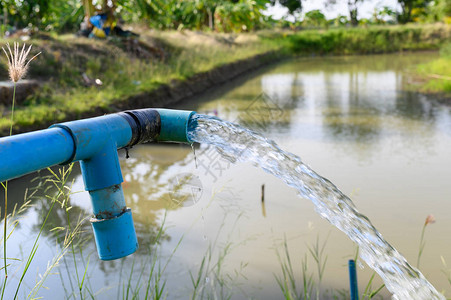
(280, 24, 451, 55)
(0, 0, 450, 33)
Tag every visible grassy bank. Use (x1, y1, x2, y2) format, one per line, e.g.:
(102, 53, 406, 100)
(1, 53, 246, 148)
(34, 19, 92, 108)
(416, 42, 451, 97)
(0, 30, 283, 134)
(282, 23, 451, 55)
(1, 24, 450, 134)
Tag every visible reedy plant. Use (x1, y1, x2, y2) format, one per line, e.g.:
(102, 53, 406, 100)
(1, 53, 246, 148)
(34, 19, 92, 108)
(307, 234, 329, 300)
(0, 190, 34, 298)
(0, 161, 88, 299)
(275, 238, 387, 300)
(43, 165, 93, 300)
(0, 165, 79, 299)
(275, 238, 313, 300)
(417, 214, 436, 269)
(351, 246, 385, 300)
(274, 235, 328, 300)
(190, 213, 248, 300)
(0, 41, 40, 299)
(19, 164, 84, 299)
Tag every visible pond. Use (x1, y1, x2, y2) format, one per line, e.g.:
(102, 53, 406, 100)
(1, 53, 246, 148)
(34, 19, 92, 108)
(3, 51, 451, 299)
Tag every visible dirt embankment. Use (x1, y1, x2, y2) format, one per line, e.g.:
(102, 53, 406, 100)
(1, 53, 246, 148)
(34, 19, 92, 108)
(31, 50, 280, 134)
(0, 31, 283, 134)
(115, 51, 278, 110)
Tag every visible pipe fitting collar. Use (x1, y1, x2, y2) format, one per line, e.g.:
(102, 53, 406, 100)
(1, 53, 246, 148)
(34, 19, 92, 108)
(118, 109, 161, 146)
(91, 208, 138, 260)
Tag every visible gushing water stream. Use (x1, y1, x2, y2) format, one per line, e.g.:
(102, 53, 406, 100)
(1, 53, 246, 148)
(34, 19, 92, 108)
(188, 114, 444, 300)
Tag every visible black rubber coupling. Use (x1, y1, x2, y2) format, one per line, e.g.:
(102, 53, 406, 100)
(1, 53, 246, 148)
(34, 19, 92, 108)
(118, 109, 161, 146)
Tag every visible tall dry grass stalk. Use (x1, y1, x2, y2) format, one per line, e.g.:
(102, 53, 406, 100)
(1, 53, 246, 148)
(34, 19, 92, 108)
(417, 214, 436, 269)
(1, 42, 40, 296)
(2, 42, 41, 83)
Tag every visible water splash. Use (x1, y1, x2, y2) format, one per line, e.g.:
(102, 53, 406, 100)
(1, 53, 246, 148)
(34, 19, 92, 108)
(187, 114, 444, 300)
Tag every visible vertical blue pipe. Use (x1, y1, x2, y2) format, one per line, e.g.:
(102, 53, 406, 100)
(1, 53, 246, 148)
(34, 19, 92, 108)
(53, 116, 137, 260)
(349, 259, 359, 300)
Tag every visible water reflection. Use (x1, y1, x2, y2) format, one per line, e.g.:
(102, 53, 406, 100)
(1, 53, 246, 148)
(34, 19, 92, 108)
(256, 54, 444, 149)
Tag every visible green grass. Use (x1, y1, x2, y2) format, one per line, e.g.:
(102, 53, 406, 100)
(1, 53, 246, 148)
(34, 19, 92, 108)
(0, 32, 282, 134)
(284, 23, 451, 55)
(275, 237, 388, 300)
(416, 42, 451, 95)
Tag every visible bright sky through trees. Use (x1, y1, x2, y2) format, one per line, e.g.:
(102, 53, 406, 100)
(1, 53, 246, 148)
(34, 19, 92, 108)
(267, 0, 400, 20)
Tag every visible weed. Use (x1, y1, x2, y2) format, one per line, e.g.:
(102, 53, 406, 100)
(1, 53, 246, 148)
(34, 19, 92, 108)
(275, 238, 388, 300)
(0, 42, 40, 299)
(274, 235, 330, 300)
(415, 42, 451, 95)
(190, 212, 248, 300)
(417, 214, 436, 269)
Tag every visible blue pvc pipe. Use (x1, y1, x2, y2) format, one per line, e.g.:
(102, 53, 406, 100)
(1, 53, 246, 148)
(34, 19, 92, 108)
(0, 127, 74, 183)
(51, 113, 132, 163)
(349, 259, 359, 300)
(91, 209, 137, 260)
(0, 108, 196, 261)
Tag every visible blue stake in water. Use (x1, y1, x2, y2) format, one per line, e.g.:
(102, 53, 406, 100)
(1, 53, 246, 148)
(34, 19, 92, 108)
(349, 259, 359, 300)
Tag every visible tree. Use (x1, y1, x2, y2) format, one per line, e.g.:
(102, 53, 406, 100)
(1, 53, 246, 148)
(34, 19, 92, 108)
(269, 0, 303, 22)
(304, 9, 327, 27)
(330, 15, 348, 26)
(280, 0, 302, 20)
(372, 6, 396, 24)
(0, 0, 83, 32)
(426, 0, 451, 22)
(397, 0, 431, 23)
(114, 0, 270, 32)
(325, 0, 365, 26)
(215, 0, 269, 32)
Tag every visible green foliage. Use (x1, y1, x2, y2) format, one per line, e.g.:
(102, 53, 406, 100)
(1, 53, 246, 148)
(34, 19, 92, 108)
(417, 57, 451, 93)
(118, 0, 271, 32)
(303, 10, 327, 28)
(415, 42, 451, 95)
(329, 15, 349, 27)
(440, 42, 451, 58)
(1, 0, 270, 33)
(425, 0, 451, 22)
(372, 6, 397, 24)
(275, 239, 386, 300)
(287, 24, 450, 55)
(397, 0, 432, 23)
(280, 0, 302, 15)
(1, 0, 83, 32)
(325, 0, 364, 26)
(215, 0, 270, 32)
